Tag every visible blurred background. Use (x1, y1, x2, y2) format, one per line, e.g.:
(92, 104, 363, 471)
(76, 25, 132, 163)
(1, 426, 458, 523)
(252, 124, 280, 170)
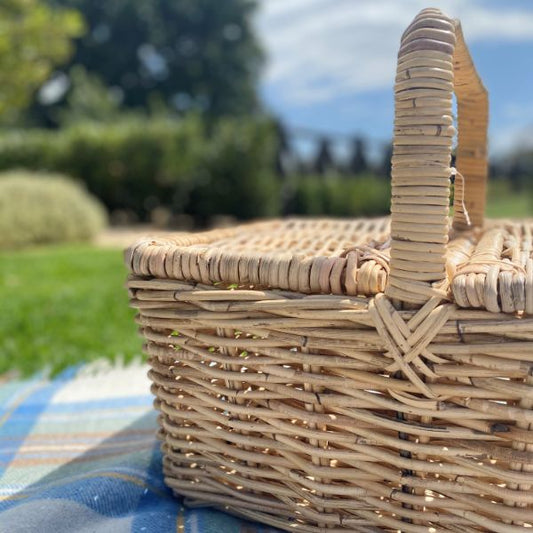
(1, 0, 532, 376)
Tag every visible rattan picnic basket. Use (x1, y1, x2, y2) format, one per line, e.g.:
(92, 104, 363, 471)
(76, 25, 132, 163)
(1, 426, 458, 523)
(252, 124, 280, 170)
(125, 8, 533, 532)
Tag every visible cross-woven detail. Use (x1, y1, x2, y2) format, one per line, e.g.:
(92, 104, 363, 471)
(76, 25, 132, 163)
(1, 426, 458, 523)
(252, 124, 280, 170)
(369, 293, 454, 400)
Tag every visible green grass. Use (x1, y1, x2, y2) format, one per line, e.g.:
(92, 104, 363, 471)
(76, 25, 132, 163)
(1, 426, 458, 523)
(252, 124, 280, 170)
(486, 181, 532, 218)
(0, 245, 141, 376)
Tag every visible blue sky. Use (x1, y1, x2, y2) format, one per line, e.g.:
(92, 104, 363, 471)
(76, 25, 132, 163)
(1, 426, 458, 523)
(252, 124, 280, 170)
(255, 0, 533, 158)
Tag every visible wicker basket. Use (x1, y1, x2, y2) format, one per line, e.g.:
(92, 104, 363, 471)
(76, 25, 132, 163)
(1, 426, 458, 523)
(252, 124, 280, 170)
(125, 8, 533, 532)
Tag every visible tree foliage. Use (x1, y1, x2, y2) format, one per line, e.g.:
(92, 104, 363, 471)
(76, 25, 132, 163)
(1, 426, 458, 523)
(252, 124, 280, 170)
(34, 0, 263, 125)
(0, 0, 83, 121)
(55, 65, 123, 125)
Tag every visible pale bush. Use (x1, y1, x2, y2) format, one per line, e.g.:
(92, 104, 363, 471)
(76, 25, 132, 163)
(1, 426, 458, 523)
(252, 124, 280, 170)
(0, 171, 107, 249)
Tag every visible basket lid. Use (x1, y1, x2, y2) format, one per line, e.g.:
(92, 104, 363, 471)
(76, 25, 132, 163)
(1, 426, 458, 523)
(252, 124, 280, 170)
(125, 217, 533, 314)
(125, 218, 390, 297)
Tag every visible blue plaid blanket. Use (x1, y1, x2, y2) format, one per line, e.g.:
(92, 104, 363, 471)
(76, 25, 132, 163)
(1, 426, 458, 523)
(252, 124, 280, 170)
(0, 362, 279, 533)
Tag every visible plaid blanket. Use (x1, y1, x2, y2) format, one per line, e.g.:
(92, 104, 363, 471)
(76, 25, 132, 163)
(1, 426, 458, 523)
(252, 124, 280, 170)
(0, 361, 279, 533)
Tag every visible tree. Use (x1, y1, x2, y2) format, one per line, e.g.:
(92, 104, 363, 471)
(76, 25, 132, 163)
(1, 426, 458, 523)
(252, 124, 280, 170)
(348, 136, 369, 175)
(55, 65, 123, 125)
(0, 0, 83, 123)
(274, 120, 291, 178)
(378, 142, 393, 178)
(313, 138, 335, 176)
(33, 0, 264, 125)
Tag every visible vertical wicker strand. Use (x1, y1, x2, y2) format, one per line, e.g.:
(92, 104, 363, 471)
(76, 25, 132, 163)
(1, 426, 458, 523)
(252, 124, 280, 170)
(410, 377, 435, 527)
(393, 374, 415, 527)
(302, 352, 330, 528)
(506, 373, 533, 525)
(386, 8, 456, 306)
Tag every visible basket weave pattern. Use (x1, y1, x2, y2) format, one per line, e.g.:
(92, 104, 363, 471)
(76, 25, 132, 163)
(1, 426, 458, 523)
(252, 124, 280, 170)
(126, 9, 533, 532)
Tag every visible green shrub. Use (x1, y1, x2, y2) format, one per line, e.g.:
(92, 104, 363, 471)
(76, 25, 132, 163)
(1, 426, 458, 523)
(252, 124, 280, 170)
(0, 115, 278, 222)
(288, 174, 390, 217)
(52, 117, 205, 218)
(185, 118, 280, 222)
(0, 171, 107, 249)
(0, 130, 60, 170)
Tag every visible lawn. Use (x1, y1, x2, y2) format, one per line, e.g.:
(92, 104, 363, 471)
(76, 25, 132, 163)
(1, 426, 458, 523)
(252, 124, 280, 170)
(486, 180, 532, 218)
(0, 245, 141, 376)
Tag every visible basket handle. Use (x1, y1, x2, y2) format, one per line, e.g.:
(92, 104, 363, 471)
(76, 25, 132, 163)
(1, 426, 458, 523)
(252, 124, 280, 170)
(385, 8, 488, 305)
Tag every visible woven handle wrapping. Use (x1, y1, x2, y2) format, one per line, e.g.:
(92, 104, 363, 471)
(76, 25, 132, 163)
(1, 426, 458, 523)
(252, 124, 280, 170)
(386, 8, 488, 305)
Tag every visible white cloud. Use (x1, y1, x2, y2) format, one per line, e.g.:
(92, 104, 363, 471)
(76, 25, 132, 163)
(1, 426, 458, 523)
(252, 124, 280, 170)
(256, 0, 533, 106)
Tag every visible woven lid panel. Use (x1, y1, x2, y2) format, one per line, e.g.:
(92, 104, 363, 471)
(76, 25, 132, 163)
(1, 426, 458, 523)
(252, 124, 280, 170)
(126, 218, 391, 297)
(125, 217, 533, 314)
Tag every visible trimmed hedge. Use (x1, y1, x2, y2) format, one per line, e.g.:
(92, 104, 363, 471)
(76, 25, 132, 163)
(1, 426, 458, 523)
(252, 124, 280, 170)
(0, 116, 280, 222)
(184, 119, 280, 222)
(0, 171, 107, 249)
